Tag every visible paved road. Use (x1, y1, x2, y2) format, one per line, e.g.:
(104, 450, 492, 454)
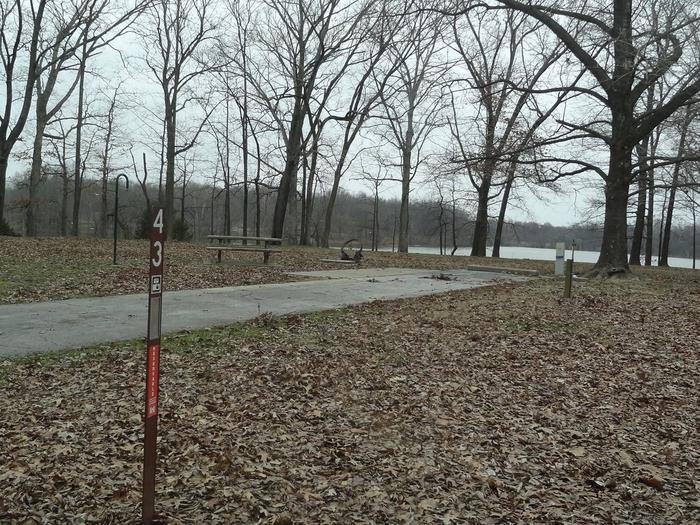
(0, 268, 527, 357)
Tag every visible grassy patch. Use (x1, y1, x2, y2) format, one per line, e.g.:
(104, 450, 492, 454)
(1, 236, 586, 304)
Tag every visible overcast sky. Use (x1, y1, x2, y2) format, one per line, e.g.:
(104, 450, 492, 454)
(4, 3, 692, 231)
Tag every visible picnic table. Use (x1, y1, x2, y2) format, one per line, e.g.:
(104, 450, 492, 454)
(206, 235, 282, 264)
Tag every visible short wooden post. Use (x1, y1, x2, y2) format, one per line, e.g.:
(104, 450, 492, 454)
(564, 259, 573, 298)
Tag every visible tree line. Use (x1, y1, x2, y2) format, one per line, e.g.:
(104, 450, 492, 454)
(4, 170, 697, 265)
(1, 0, 699, 274)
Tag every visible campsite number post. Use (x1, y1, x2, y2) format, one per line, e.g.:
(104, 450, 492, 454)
(143, 207, 165, 524)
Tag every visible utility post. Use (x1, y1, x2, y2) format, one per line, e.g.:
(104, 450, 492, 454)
(564, 240, 577, 299)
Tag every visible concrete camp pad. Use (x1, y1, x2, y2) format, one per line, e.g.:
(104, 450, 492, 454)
(466, 264, 539, 276)
(288, 267, 437, 280)
(0, 268, 529, 357)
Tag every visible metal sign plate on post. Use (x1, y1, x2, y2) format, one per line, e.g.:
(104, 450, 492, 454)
(143, 207, 165, 524)
(555, 242, 565, 275)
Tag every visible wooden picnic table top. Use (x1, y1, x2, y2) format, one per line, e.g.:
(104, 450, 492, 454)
(205, 246, 282, 252)
(207, 234, 282, 242)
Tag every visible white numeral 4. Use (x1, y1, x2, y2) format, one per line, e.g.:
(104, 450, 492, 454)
(153, 209, 164, 233)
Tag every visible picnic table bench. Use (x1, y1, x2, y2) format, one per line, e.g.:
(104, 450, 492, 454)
(207, 235, 282, 264)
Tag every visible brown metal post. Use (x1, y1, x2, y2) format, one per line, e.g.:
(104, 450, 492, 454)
(564, 259, 573, 298)
(143, 207, 165, 524)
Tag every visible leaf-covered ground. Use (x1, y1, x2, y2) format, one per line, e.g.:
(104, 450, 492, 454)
(0, 236, 563, 304)
(1, 272, 698, 523)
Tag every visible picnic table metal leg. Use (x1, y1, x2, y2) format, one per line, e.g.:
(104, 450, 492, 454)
(264, 250, 269, 264)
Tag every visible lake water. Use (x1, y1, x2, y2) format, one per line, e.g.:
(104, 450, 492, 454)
(379, 245, 697, 270)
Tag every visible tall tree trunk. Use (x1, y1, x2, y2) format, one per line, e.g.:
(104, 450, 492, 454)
(70, 42, 87, 237)
(471, 183, 491, 257)
(629, 141, 649, 265)
(373, 185, 379, 251)
(594, 144, 633, 274)
(271, 94, 304, 239)
(631, 88, 655, 265)
(588, 1, 635, 275)
(26, 105, 48, 237)
(398, 151, 411, 253)
(209, 183, 216, 235)
(164, 102, 176, 239)
(158, 117, 166, 204)
(301, 129, 320, 246)
(224, 96, 231, 236)
(98, 94, 116, 238)
(692, 197, 696, 270)
(300, 152, 308, 245)
(303, 156, 317, 246)
(322, 183, 340, 248)
(470, 104, 497, 258)
(180, 171, 186, 229)
(242, 75, 249, 239)
(451, 198, 458, 256)
(398, 99, 415, 253)
(58, 136, 68, 236)
(0, 153, 8, 226)
(140, 152, 151, 230)
(223, 184, 231, 235)
(438, 202, 444, 255)
(254, 133, 262, 239)
(100, 167, 108, 238)
(492, 166, 515, 258)
(60, 173, 69, 237)
(657, 189, 667, 265)
(591, 87, 635, 275)
(644, 167, 655, 266)
(661, 182, 680, 266)
(287, 169, 298, 244)
(659, 112, 691, 266)
(321, 146, 350, 248)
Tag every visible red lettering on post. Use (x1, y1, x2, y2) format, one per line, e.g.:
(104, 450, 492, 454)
(146, 343, 160, 418)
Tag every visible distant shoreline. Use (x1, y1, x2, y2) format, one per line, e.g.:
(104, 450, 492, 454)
(376, 245, 698, 269)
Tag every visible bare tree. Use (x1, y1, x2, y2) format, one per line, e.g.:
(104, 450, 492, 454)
(244, 0, 374, 241)
(461, 0, 700, 276)
(142, 0, 218, 238)
(379, 10, 448, 252)
(356, 160, 389, 251)
(97, 86, 121, 238)
(319, 3, 407, 247)
(0, 0, 57, 230)
(629, 86, 658, 265)
(229, 0, 252, 238)
(22, 0, 148, 236)
(44, 120, 75, 236)
(659, 106, 698, 265)
(70, 21, 89, 236)
(447, 8, 570, 256)
(208, 92, 235, 235)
